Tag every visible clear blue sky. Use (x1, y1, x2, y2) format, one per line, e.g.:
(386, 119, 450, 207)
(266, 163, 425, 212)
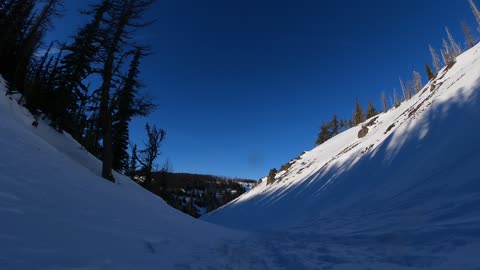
(47, 0, 476, 180)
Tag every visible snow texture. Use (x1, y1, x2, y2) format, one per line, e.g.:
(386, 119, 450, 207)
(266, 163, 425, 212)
(2, 43, 480, 269)
(0, 78, 247, 269)
(204, 44, 480, 269)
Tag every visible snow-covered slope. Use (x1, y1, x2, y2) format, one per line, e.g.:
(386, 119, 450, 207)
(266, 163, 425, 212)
(0, 77, 250, 269)
(204, 45, 480, 268)
(3, 44, 480, 270)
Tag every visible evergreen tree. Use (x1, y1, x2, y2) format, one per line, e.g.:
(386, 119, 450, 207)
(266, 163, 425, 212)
(0, 0, 35, 81)
(25, 40, 55, 111)
(315, 114, 343, 146)
(127, 144, 138, 178)
(55, 0, 110, 136)
(112, 48, 155, 172)
(266, 168, 277, 185)
(331, 114, 339, 134)
(315, 122, 332, 145)
(15, 0, 62, 93)
(461, 20, 476, 48)
(366, 100, 377, 119)
(353, 98, 365, 126)
(348, 119, 354, 128)
(425, 64, 435, 80)
(97, 0, 155, 182)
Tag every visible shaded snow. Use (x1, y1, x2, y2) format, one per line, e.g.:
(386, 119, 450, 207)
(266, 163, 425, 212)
(2, 44, 480, 269)
(0, 77, 250, 269)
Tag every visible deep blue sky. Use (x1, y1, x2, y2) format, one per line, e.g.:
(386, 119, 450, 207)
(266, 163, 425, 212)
(47, 0, 476, 180)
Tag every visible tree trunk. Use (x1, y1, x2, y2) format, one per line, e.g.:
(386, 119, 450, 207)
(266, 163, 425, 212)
(100, 52, 115, 182)
(99, 6, 130, 182)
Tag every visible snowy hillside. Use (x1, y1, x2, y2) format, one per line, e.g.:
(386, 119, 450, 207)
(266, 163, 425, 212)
(204, 44, 480, 268)
(2, 44, 480, 270)
(0, 77, 251, 269)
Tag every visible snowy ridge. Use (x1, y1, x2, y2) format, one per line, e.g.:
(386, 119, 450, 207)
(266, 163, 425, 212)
(203, 44, 480, 268)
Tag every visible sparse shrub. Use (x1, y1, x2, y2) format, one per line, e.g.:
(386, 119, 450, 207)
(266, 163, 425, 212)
(266, 168, 277, 185)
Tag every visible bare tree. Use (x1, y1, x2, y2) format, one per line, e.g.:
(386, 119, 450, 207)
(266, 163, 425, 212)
(429, 45, 441, 72)
(441, 38, 454, 65)
(405, 81, 413, 99)
(393, 88, 399, 107)
(461, 21, 476, 48)
(381, 91, 388, 112)
(446, 26, 462, 56)
(468, 0, 480, 32)
(413, 71, 422, 93)
(399, 77, 407, 101)
(137, 123, 166, 186)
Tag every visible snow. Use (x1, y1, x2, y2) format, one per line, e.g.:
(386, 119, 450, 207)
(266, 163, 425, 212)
(204, 44, 480, 268)
(2, 43, 480, 269)
(0, 77, 248, 269)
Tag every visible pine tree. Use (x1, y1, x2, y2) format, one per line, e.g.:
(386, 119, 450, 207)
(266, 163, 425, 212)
(406, 81, 413, 99)
(0, 0, 35, 80)
(413, 71, 422, 93)
(15, 0, 62, 92)
(55, 0, 110, 136)
(266, 168, 277, 185)
(127, 144, 138, 178)
(97, 0, 155, 182)
(331, 114, 339, 134)
(429, 45, 441, 72)
(381, 91, 388, 112)
(315, 122, 332, 145)
(112, 48, 155, 172)
(461, 21, 476, 48)
(353, 98, 365, 126)
(366, 100, 377, 119)
(425, 64, 435, 80)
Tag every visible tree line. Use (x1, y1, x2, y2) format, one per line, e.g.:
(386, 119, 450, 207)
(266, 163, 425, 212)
(0, 0, 165, 183)
(314, 0, 480, 147)
(147, 172, 254, 217)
